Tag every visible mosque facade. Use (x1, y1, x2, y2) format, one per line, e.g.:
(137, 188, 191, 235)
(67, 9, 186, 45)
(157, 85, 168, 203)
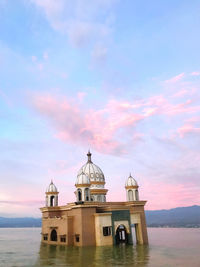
(40, 151, 148, 246)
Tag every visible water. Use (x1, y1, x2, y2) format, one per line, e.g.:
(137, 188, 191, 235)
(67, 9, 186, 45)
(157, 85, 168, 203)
(0, 228, 199, 266)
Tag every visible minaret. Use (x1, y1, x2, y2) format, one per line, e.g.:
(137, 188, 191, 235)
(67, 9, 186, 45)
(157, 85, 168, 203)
(125, 173, 139, 201)
(75, 172, 91, 202)
(45, 180, 59, 207)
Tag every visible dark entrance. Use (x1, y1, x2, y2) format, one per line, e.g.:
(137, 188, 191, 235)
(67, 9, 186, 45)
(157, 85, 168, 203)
(116, 224, 128, 244)
(78, 190, 82, 201)
(50, 229, 57, 241)
(50, 195, 55, 206)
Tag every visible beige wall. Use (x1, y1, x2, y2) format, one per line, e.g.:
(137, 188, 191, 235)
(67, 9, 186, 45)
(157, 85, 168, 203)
(94, 213, 113, 246)
(42, 217, 68, 245)
(41, 201, 148, 246)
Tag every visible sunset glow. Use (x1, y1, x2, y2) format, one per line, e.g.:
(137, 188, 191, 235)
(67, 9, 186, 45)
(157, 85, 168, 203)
(1, 0, 200, 216)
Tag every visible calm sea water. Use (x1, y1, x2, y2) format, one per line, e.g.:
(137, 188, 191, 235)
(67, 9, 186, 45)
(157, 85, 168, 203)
(0, 228, 199, 267)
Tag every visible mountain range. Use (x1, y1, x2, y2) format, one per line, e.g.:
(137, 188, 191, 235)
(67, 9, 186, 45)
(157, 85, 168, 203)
(145, 205, 200, 227)
(0, 205, 199, 228)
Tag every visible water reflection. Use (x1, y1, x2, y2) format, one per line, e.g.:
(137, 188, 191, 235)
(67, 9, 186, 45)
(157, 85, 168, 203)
(35, 243, 149, 266)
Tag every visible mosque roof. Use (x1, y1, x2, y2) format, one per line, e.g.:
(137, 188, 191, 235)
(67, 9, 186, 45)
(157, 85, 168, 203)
(77, 151, 105, 182)
(46, 180, 58, 193)
(125, 174, 138, 187)
(76, 172, 90, 185)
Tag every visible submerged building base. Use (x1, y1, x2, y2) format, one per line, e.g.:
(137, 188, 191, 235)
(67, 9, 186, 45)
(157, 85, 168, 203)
(40, 201, 148, 246)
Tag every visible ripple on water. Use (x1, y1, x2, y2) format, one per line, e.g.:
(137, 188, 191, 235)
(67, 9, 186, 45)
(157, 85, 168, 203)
(0, 228, 200, 267)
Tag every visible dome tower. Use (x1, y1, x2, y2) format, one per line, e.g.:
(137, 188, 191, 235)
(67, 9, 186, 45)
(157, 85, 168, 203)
(45, 180, 59, 207)
(75, 172, 91, 202)
(125, 174, 139, 201)
(77, 151, 108, 202)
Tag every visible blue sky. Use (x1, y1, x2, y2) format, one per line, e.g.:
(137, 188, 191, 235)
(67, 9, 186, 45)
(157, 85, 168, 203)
(0, 0, 200, 217)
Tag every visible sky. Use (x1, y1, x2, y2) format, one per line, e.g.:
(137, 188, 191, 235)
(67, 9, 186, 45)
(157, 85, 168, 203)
(0, 0, 200, 217)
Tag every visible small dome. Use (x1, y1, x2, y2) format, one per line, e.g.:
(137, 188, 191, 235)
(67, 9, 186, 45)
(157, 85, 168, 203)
(77, 151, 105, 182)
(46, 180, 58, 193)
(125, 174, 138, 187)
(76, 172, 90, 185)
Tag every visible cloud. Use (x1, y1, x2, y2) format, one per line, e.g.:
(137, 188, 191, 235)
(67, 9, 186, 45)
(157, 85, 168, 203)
(31, 93, 145, 155)
(77, 91, 86, 102)
(144, 181, 200, 210)
(190, 71, 200, 76)
(178, 124, 200, 138)
(31, 0, 117, 48)
(164, 73, 185, 84)
(30, 76, 200, 155)
(172, 89, 189, 98)
(0, 200, 43, 206)
(91, 44, 108, 63)
(0, 89, 12, 107)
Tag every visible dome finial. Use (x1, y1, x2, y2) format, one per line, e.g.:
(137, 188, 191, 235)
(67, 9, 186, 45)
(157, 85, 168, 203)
(87, 150, 92, 163)
(51, 179, 53, 184)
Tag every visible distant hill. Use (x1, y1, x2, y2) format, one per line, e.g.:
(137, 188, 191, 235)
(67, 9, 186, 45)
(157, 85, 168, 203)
(145, 205, 200, 227)
(0, 217, 41, 228)
(0, 205, 199, 228)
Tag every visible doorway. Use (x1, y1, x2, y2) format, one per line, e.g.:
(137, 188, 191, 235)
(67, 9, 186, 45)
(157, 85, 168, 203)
(116, 224, 128, 244)
(50, 229, 57, 241)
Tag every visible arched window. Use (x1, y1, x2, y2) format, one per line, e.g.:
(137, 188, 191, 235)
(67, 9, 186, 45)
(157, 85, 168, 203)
(50, 229, 57, 241)
(135, 189, 139, 201)
(78, 189, 82, 201)
(97, 195, 101, 202)
(85, 188, 89, 201)
(50, 195, 55, 206)
(128, 190, 133, 201)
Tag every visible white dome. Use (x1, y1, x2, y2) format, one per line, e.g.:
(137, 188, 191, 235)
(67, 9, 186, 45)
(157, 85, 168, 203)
(76, 172, 90, 185)
(78, 151, 105, 182)
(125, 174, 138, 187)
(46, 180, 58, 193)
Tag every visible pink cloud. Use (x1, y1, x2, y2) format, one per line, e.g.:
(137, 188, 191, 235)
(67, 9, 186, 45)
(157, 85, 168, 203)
(172, 89, 189, 98)
(31, 94, 144, 155)
(77, 91, 86, 102)
(142, 95, 200, 116)
(190, 71, 200, 76)
(31, 89, 200, 155)
(178, 124, 200, 138)
(142, 180, 200, 210)
(0, 200, 43, 206)
(164, 73, 185, 84)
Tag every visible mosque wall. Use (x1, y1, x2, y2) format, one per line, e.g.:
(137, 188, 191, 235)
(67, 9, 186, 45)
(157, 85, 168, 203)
(109, 210, 133, 245)
(94, 213, 113, 246)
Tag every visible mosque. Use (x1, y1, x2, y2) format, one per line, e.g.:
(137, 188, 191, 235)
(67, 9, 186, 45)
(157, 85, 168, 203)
(40, 151, 148, 246)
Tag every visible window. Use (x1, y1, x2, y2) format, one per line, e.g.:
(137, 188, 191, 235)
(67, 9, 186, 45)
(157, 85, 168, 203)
(75, 234, 80, 242)
(78, 189, 82, 201)
(128, 190, 134, 201)
(43, 234, 48, 241)
(50, 195, 55, 206)
(85, 188, 89, 201)
(135, 189, 139, 201)
(103, 226, 112, 236)
(60, 235, 66, 242)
